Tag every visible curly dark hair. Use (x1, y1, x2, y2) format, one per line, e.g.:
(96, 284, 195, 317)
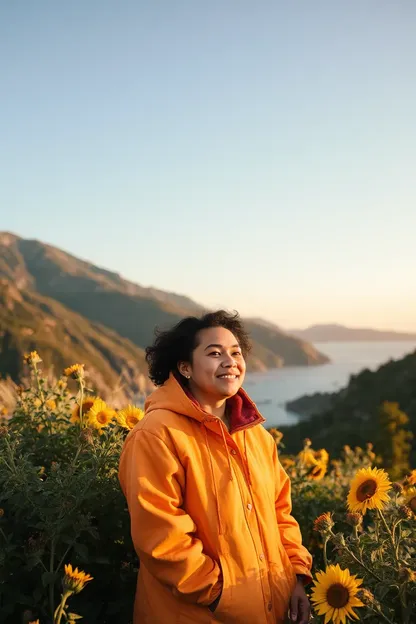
(145, 310, 251, 386)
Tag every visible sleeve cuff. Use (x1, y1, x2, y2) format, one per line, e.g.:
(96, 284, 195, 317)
(201, 577, 223, 607)
(294, 568, 313, 585)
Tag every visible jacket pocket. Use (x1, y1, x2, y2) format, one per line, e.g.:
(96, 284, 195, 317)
(268, 560, 296, 623)
(211, 553, 232, 620)
(177, 554, 232, 624)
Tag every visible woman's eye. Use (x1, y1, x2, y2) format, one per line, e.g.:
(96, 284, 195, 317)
(233, 351, 242, 357)
(209, 351, 221, 356)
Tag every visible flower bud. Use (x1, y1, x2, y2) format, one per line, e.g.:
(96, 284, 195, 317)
(398, 505, 413, 520)
(392, 482, 404, 495)
(346, 512, 363, 527)
(313, 512, 334, 534)
(357, 588, 375, 606)
(80, 427, 94, 446)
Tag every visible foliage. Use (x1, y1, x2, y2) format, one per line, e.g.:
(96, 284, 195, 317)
(0, 354, 139, 624)
(0, 353, 414, 624)
(281, 348, 416, 468)
(375, 401, 413, 480)
(275, 435, 416, 623)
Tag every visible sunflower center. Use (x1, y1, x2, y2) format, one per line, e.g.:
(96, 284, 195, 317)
(97, 411, 108, 424)
(327, 583, 350, 608)
(356, 479, 377, 502)
(127, 415, 139, 426)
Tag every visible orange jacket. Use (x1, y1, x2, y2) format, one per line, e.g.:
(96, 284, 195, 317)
(119, 374, 312, 623)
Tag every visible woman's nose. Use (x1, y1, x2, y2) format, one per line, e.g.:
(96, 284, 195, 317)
(223, 355, 236, 367)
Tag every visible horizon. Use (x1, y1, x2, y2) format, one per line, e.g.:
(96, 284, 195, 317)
(2, 228, 416, 335)
(1, 2, 415, 331)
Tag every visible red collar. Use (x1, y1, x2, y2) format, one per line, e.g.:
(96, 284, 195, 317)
(179, 377, 263, 433)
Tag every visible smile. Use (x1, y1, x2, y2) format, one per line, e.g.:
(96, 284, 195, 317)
(217, 374, 239, 379)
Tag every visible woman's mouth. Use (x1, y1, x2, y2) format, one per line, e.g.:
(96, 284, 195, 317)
(217, 374, 239, 379)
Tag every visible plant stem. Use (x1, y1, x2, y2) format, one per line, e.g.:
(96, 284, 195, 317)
(49, 538, 56, 618)
(33, 364, 45, 403)
(56, 538, 78, 573)
(3, 435, 17, 473)
(378, 509, 400, 568)
(78, 378, 85, 427)
(336, 539, 383, 583)
(323, 536, 329, 568)
(372, 606, 396, 624)
(54, 590, 72, 624)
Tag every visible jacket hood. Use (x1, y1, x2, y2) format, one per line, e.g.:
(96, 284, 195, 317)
(145, 373, 265, 433)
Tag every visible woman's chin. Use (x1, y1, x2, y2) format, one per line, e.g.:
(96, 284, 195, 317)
(215, 378, 242, 396)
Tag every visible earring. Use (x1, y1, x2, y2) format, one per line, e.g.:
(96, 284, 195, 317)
(186, 375, 191, 379)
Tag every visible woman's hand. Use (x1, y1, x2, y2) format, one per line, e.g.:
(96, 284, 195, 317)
(288, 579, 311, 623)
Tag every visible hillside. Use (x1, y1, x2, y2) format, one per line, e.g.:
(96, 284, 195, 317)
(281, 347, 416, 463)
(291, 323, 416, 343)
(0, 279, 151, 403)
(0, 232, 329, 395)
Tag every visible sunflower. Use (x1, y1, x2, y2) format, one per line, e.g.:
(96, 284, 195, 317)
(24, 351, 42, 365)
(311, 564, 364, 624)
(404, 469, 416, 487)
(117, 405, 144, 430)
(46, 398, 56, 411)
(269, 428, 284, 445)
(87, 399, 115, 430)
(71, 396, 99, 424)
(280, 456, 296, 470)
(404, 487, 416, 515)
(64, 363, 85, 379)
(63, 563, 93, 594)
(315, 449, 330, 464)
(308, 461, 327, 481)
(298, 449, 317, 467)
(347, 467, 391, 514)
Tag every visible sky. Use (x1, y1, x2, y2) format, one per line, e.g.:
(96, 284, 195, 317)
(1, 1, 415, 331)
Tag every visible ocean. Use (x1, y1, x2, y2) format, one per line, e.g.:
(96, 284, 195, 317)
(244, 341, 416, 428)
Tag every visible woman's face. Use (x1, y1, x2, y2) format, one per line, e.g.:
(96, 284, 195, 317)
(179, 326, 246, 400)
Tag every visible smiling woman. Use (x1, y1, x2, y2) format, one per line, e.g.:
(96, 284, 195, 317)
(118, 310, 312, 624)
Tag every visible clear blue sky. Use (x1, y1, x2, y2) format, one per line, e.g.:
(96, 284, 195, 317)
(1, 1, 415, 331)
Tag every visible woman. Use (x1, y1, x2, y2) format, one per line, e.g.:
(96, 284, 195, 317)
(119, 310, 312, 623)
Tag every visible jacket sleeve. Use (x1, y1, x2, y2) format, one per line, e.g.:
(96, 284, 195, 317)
(119, 428, 222, 605)
(273, 444, 313, 582)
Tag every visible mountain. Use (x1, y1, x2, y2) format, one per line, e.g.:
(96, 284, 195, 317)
(290, 323, 416, 343)
(0, 232, 329, 397)
(0, 279, 151, 404)
(280, 348, 416, 464)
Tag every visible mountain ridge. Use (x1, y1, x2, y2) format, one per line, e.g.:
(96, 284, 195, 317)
(0, 232, 329, 398)
(291, 323, 416, 343)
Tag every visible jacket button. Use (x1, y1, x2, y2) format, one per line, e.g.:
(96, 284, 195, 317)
(247, 503, 252, 510)
(259, 553, 264, 561)
(268, 602, 272, 611)
(230, 449, 237, 455)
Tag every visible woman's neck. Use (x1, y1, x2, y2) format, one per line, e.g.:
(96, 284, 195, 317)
(189, 386, 227, 421)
